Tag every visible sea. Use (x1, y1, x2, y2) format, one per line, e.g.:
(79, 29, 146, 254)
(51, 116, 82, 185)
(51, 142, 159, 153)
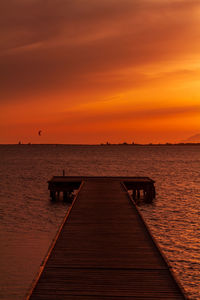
(0, 144, 199, 300)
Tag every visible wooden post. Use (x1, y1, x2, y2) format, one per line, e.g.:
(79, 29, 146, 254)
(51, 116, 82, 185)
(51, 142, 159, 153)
(50, 191, 56, 201)
(144, 188, 147, 202)
(63, 191, 73, 202)
(143, 189, 146, 199)
(132, 189, 136, 200)
(145, 185, 153, 203)
(63, 191, 68, 202)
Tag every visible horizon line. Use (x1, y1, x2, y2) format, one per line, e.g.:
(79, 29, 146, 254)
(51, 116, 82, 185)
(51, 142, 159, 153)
(1, 142, 200, 146)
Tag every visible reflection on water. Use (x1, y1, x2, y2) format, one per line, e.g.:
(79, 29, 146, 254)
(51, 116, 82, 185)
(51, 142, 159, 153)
(0, 145, 199, 299)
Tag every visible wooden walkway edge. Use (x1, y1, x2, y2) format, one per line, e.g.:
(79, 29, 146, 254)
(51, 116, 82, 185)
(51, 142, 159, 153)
(27, 177, 187, 299)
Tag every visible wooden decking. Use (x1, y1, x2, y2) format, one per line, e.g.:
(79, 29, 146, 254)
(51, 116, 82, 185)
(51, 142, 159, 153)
(48, 176, 156, 203)
(28, 177, 186, 299)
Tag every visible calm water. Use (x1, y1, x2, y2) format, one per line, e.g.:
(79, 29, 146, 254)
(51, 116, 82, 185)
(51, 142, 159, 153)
(0, 145, 199, 299)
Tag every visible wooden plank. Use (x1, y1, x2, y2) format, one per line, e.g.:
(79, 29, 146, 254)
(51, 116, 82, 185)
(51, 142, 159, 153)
(31, 269, 184, 298)
(28, 178, 186, 299)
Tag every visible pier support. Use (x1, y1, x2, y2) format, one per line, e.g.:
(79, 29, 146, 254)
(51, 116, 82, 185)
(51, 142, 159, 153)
(50, 191, 56, 201)
(63, 191, 73, 203)
(124, 181, 156, 204)
(48, 178, 81, 202)
(144, 185, 155, 203)
(132, 189, 136, 200)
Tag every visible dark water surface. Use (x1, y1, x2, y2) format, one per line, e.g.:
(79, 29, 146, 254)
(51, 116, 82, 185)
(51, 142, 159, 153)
(0, 145, 199, 299)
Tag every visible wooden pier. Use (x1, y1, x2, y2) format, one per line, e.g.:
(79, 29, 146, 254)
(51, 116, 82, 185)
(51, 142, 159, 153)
(48, 176, 156, 203)
(28, 177, 186, 299)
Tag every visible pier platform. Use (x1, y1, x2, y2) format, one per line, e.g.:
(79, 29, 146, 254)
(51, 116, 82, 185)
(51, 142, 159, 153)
(28, 177, 186, 299)
(47, 176, 156, 203)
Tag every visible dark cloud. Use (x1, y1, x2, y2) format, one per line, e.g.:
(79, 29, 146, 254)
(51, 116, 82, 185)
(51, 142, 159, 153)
(0, 0, 200, 101)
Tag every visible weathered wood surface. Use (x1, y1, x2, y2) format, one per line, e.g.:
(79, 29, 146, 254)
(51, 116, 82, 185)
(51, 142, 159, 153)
(29, 178, 186, 299)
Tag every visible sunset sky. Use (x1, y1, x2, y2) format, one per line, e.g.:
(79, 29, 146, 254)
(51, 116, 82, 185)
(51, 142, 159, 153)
(1, 0, 200, 144)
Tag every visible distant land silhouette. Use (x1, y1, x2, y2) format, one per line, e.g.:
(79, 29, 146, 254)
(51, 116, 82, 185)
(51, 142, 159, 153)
(182, 133, 200, 143)
(12, 139, 200, 146)
(100, 142, 200, 146)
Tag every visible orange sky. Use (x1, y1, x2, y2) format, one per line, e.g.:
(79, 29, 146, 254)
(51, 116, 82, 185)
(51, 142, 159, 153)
(1, 0, 200, 144)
